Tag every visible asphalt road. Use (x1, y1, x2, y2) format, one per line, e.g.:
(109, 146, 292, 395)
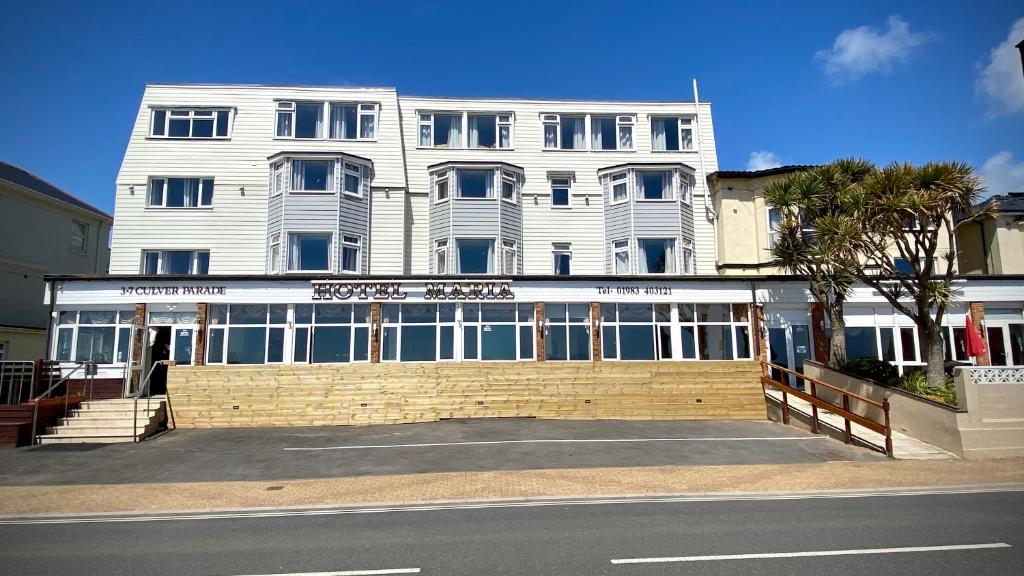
(0, 419, 879, 485)
(0, 489, 1020, 575)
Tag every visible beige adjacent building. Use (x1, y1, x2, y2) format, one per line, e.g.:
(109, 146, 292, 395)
(0, 161, 111, 360)
(958, 193, 1024, 275)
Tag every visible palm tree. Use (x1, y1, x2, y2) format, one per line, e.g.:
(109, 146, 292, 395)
(763, 159, 873, 367)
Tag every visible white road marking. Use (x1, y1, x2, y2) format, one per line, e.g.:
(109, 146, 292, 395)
(610, 542, 1011, 564)
(232, 570, 419, 576)
(1, 484, 1021, 525)
(283, 436, 825, 451)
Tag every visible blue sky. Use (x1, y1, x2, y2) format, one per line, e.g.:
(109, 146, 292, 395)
(1, 1, 1022, 214)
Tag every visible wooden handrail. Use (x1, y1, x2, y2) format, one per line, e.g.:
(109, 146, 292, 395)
(760, 362, 893, 458)
(762, 362, 886, 409)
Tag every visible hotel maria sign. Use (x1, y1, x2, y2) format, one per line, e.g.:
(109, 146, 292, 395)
(311, 280, 515, 301)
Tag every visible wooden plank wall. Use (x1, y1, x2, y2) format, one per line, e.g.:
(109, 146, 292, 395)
(165, 361, 767, 428)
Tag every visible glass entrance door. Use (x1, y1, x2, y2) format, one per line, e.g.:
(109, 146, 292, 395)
(765, 308, 814, 388)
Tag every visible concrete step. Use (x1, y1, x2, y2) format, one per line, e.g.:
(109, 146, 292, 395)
(78, 398, 165, 410)
(37, 433, 144, 444)
(69, 408, 162, 418)
(57, 416, 159, 427)
(46, 423, 159, 436)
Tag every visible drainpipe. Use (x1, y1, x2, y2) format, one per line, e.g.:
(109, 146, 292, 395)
(692, 79, 718, 271)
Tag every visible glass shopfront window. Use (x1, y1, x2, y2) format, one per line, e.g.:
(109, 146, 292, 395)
(381, 303, 457, 362)
(53, 310, 134, 364)
(463, 303, 534, 361)
(545, 303, 591, 361)
(206, 304, 288, 365)
(292, 303, 371, 363)
(601, 303, 752, 361)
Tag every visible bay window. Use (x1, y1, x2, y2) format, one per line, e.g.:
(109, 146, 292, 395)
(434, 239, 449, 274)
(457, 169, 493, 198)
(681, 238, 694, 275)
(342, 162, 362, 196)
(501, 239, 517, 274)
(651, 116, 695, 151)
(341, 235, 361, 273)
(291, 160, 334, 192)
(276, 101, 377, 139)
(147, 177, 214, 208)
(545, 303, 590, 361)
(638, 238, 676, 274)
(151, 108, 231, 139)
(287, 233, 331, 272)
(456, 238, 494, 274)
(434, 172, 450, 202)
(610, 172, 628, 203)
(141, 250, 209, 275)
(268, 234, 281, 273)
(636, 171, 673, 200)
(613, 239, 630, 274)
(501, 174, 516, 202)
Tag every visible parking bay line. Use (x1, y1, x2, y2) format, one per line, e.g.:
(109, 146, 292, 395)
(232, 570, 419, 576)
(610, 543, 1012, 564)
(284, 436, 827, 451)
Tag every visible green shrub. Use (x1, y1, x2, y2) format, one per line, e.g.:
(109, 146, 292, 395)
(892, 371, 958, 406)
(840, 358, 898, 384)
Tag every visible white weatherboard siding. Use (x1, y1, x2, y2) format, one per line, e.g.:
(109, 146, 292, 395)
(397, 97, 719, 276)
(406, 192, 429, 273)
(369, 187, 405, 274)
(110, 85, 406, 275)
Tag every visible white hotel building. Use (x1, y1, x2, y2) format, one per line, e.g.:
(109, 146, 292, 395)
(45, 84, 1024, 405)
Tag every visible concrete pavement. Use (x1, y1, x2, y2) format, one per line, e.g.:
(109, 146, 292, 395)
(1, 489, 1021, 575)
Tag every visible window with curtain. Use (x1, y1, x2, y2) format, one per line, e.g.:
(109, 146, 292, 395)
(591, 116, 617, 150)
(54, 310, 134, 364)
(141, 250, 210, 275)
(638, 239, 676, 274)
(681, 238, 694, 275)
(637, 171, 673, 200)
(560, 116, 585, 150)
(613, 239, 630, 274)
(276, 101, 376, 139)
(457, 169, 493, 198)
(610, 172, 628, 202)
(545, 303, 590, 361)
(501, 240, 517, 274)
(148, 178, 214, 208)
(469, 114, 497, 148)
(434, 172, 450, 202)
(424, 113, 462, 148)
(294, 102, 323, 139)
(455, 239, 494, 273)
(342, 162, 362, 196)
(341, 235, 361, 273)
(552, 243, 572, 275)
(434, 239, 448, 274)
(329, 104, 358, 139)
(291, 160, 334, 192)
(651, 117, 694, 151)
(287, 233, 331, 271)
(206, 304, 287, 365)
(291, 304, 370, 364)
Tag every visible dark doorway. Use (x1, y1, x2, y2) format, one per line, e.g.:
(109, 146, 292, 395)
(148, 326, 171, 396)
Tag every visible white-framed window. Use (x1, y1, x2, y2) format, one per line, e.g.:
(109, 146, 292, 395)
(679, 172, 693, 204)
(434, 239, 449, 274)
(276, 101, 377, 140)
(419, 112, 463, 148)
(205, 304, 289, 365)
(636, 170, 673, 200)
(551, 177, 571, 208)
(678, 303, 752, 360)
(501, 173, 516, 203)
(287, 232, 332, 272)
(600, 303, 673, 361)
(53, 310, 135, 364)
(600, 303, 752, 361)
(501, 239, 517, 274)
(542, 113, 586, 150)
(651, 116, 695, 151)
(291, 303, 371, 364)
(147, 177, 214, 208)
(767, 205, 783, 249)
(381, 303, 458, 362)
(341, 235, 361, 273)
(462, 303, 535, 361)
(151, 108, 231, 139)
(456, 169, 494, 199)
(291, 159, 334, 193)
(613, 239, 630, 274)
(681, 238, 694, 275)
(544, 303, 590, 360)
(0, 341, 6, 361)
(141, 250, 210, 275)
(70, 220, 89, 254)
(342, 162, 362, 197)
(268, 233, 281, 273)
(610, 172, 629, 203)
(591, 115, 634, 150)
(638, 238, 676, 274)
(468, 113, 513, 149)
(270, 161, 285, 197)
(455, 238, 495, 273)
(552, 242, 572, 275)
(434, 171, 450, 203)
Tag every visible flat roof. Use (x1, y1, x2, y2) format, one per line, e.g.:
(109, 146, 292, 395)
(708, 166, 815, 180)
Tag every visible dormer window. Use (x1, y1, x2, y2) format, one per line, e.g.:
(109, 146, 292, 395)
(275, 101, 378, 140)
(651, 116, 695, 151)
(151, 108, 231, 139)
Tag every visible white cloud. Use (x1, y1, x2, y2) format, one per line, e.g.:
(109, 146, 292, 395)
(976, 17, 1024, 117)
(746, 151, 783, 171)
(815, 16, 929, 83)
(981, 151, 1024, 196)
